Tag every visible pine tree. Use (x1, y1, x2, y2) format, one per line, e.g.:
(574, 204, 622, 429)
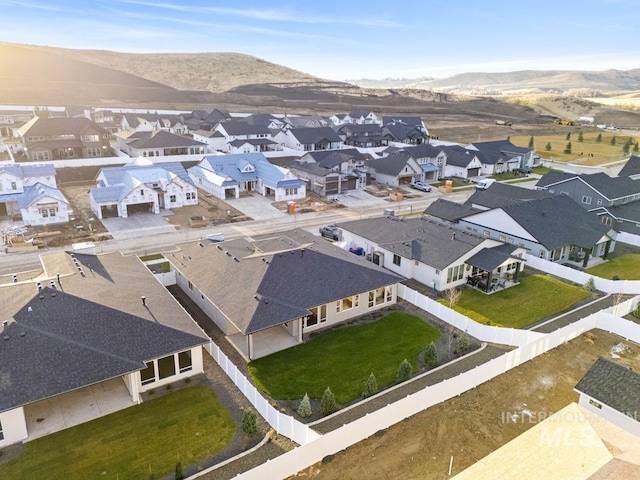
(577, 131, 583, 142)
(634, 141, 639, 153)
(610, 135, 616, 146)
(623, 142, 631, 154)
(297, 393, 313, 418)
(566, 132, 571, 141)
(528, 136, 534, 148)
(242, 409, 258, 436)
(362, 373, 379, 398)
(458, 333, 470, 351)
(321, 387, 337, 416)
(595, 132, 602, 143)
(396, 359, 412, 383)
(544, 142, 552, 151)
(563, 142, 572, 154)
(423, 342, 438, 368)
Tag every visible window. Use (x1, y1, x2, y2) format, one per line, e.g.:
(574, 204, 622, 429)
(83, 134, 99, 142)
(589, 399, 602, 409)
(285, 188, 298, 196)
(306, 304, 327, 327)
(10, 181, 17, 190)
(393, 254, 401, 266)
(602, 217, 612, 226)
(483, 230, 490, 236)
(178, 350, 193, 373)
(499, 235, 506, 241)
(539, 250, 545, 258)
(342, 296, 355, 311)
(41, 209, 49, 218)
(187, 280, 193, 290)
(446, 265, 464, 283)
(596, 199, 603, 206)
(140, 362, 156, 385)
(49, 208, 57, 217)
(336, 300, 341, 313)
(0, 418, 3, 440)
(581, 196, 592, 205)
(140, 189, 145, 196)
(170, 195, 177, 203)
(32, 151, 50, 161)
(186, 192, 196, 200)
(157, 355, 176, 379)
(87, 147, 100, 157)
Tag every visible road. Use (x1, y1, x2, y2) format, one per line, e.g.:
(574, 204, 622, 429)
(0, 188, 476, 276)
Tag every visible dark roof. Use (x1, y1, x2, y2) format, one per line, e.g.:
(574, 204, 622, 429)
(302, 148, 365, 164)
(369, 152, 413, 176)
(401, 144, 444, 159)
(465, 182, 554, 209)
(229, 138, 277, 147)
(242, 114, 279, 126)
(603, 202, 640, 223)
(424, 198, 480, 222)
(290, 127, 342, 144)
(338, 124, 383, 136)
(128, 130, 205, 149)
(470, 139, 530, 165)
(221, 122, 272, 136)
(535, 170, 577, 188)
(382, 116, 424, 128)
(383, 124, 427, 142)
(575, 357, 640, 419)
(441, 145, 480, 167)
(465, 244, 520, 271)
(618, 155, 640, 178)
(20, 117, 107, 137)
(537, 171, 640, 200)
(0, 287, 207, 413)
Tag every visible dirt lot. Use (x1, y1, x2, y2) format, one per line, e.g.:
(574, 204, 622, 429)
(293, 330, 640, 480)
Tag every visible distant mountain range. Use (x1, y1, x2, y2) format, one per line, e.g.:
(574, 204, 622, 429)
(348, 69, 640, 95)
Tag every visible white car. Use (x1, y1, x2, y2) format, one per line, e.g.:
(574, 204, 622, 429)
(410, 181, 432, 192)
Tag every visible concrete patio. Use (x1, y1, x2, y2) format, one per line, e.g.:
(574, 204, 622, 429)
(228, 326, 301, 360)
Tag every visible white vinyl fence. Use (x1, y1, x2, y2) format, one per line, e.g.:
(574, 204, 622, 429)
(617, 231, 640, 248)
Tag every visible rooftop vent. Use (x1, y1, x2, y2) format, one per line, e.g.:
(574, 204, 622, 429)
(12, 274, 17, 283)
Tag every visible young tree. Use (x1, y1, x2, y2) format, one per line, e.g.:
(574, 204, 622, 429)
(584, 277, 596, 292)
(595, 132, 602, 143)
(458, 332, 470, 351)
(362, 373, 379, 398)
(175, 462, 184, 480)
(423, 342, 438, 368)
(544, 141, 552, 151)
(565, 132, 571, 140)
(610, 135, 617, 146)
(446, 287, 461, 308)
(297, 393, 313, 418)
(506, 135, 511, 142)
(563, 142, 572, 154)
(528, 136, 534, 148)
(321, 387, 337, 416)
(577, 131, 584, 142)
(623, 142, 631, 154)
(242, 409, 258, 436)
(634, 141, 639, 153)
(446, 324, 457, 357)
(396, 359, 412, 383)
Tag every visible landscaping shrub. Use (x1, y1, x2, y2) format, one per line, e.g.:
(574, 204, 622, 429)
(423, 342, 438, 368)
(297, 393, 313, 418)
(362, 373, 378, 398)
(321, 387, 337, 416)
(175, 462, 184, 480)
(241, 409, 258, 436)
(458, 333, 470, 352)
(612, 275, 620, 281)
(632, 306, 640, 320)
(396, 359, 412, 383)
(583, 277, 596, 292)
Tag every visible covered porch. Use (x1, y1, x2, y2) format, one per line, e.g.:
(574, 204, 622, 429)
(464, 245, 525, 294)
(227, 323, 302, 360)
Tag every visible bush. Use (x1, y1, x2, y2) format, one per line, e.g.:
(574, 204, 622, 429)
(362, 373, 379, 398)
(396, 359, 412, 383)
(595, 133, 602, 143)
(321, 387, 337, 416)
(563, 142, 572, 154)
(610, 135, 617, 146)
(423, 342, 438, 368)
(632, 306, 640, 319)
(175, 462, 184, 480)
(584, 277, 596, 292)
(578, 132, 583, 142)
(544, 142, 552, 151)
(458, 333, 470, 351)
(297, 393, 313, 418)
(242, 409, 258, 436)
(612, 274, 620, 281)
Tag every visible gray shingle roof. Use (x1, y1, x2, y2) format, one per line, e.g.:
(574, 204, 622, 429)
(441, 145, 480, 167)
(369, 152, 413, 176)
(221, 122, 272, 136)
(537, 171, 640, 200)
(127, 130, 205, 149)
(575, 357, 640, 419)
(0, 286, 207, 413)
(18, 117, 107, 137)
(465, 244, 520, 271)
(424, 198, 480, 222)
(535, 170, 577, 188)
(290, 127, 342, 144)
(302, 148, 366, 165)
(465, 182, 554, 209)
(618, 155, 640, 178)
(401, 144, 444, 159)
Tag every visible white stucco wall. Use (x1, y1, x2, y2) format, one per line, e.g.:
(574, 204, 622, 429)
(136, 346, 205, 395)
(578, 394, 640, 437)
(0, 406, 29, 448)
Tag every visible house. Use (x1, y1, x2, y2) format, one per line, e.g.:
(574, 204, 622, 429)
(368, 151, 422, 186)
(17, 117, 111, 161)
(338, 124, 388, 148)
(242, 113, 287, 130)
(0, 163, 69, 225)
(0, 250, 208, 448)
(192, 128, 227, 153)
(458, 195, 616, 265)
(382, 116, 429, 136)
(283, 115, 330, 129)
(120, 113, 188, 135)
(467, 140, 535, 175)
(329, 113, 353, 126)
(441, 145, 483, 179)
(284, 127, 343, 151)
(91, 109, 122, 134)
(288, 148, 368, 196)
(465, 182, 554, 210)
(90, 161, 198, 219)
(337, 216, 526, 293)
(399, 144, 447, 181)
(114, 130, 206, 158)
(0, 108, 36, 139)
(575, 357, 640, 437)
(169, 232, 402, 359)
(382, 123, 429, 145)
(181, 109, 231, 132)
(188, 153, 306, 201)
(213, 122, 279, 153)
(618, 155, 640, 180)
(424, 198, 480, 224)
(349, 110, 380, 125)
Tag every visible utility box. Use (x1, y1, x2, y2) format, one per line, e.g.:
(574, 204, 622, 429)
(384, 208, 395, 217)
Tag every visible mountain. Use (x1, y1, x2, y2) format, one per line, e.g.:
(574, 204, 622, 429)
(349, 69, 640, 95)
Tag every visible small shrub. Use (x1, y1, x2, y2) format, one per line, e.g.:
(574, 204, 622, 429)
(396, 359, 412, 383)
(458, 333, 470, 351)
(242, 409, 258, 436)
(423, 342, 438, 368)
(165, 384, 172, 391)
(148, 389, 155, 395)
(544, 141, 552, 151)
(321, 387, 337, 416)
(362, 373, 379, 398)
(563, 142, 572, 154)
(175, 462, 184, 480)
(184, 377, 191, 384)
(149, 474, 155, 480)
(297, 393, 313, 418)
(583, 277, 596, 292)
(612, 274, 620, 281)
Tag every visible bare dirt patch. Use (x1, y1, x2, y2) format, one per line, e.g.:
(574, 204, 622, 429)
(272, 192, 341, 214)
(292, 330, 640, 480)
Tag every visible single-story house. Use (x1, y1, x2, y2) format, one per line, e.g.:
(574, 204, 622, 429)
(188, 152, 306, 202)
(441, 145, 483, 179)
(465, 182, 554, 210)
(337, 216, 526, 293)
(284, 127, 343, 151)
(0, 251, 208, 448)
(90, 161, 198, 219)
(575, 357, 640, 437)
(369, 152, 422, 186)
(467, 140, 535, 175)
(169, 232, 402, 359)
(114, 130, 206, 158)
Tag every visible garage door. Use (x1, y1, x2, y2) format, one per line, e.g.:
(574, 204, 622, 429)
(100, 204, 119, 218)
(467, 168, 480, 177)
(126, 202, 154, 215)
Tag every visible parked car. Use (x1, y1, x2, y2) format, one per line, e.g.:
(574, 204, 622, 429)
(319, 225, 340, 240)
(476, 179, 496, 190)
(409, 181, 432, 192)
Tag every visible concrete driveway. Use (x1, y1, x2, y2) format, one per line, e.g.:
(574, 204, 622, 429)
(225, 194, 287, 220)
(100, 211, 178, 241)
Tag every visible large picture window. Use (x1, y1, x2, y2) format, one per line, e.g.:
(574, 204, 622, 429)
(157, 355, 176, 379)
(446, 265, 464, 283)
(178, 351, 193, 373)
(140, 362, 156, 385)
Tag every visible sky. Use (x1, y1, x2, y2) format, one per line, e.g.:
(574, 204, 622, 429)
(1, 0, 639, 81)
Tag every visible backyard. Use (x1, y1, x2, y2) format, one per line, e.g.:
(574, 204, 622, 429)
(586, 254, 640, 280)
(0, 386, 236, 480)
(248, 312, 441, 405)
(443, 273, 591, 328)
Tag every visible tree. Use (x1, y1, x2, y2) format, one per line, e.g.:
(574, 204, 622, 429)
(458, 332, 470, 351)
(242, 409, 258, 436)
(563, 142, 572, 154)
(544, 142, 552, 151)
(506, 135, 510, 142)
(595, 132, 602, 143)
(634, 141, 639, 153)
(610, 135, 617, 146)
(566, 132, 571, 141)
(175, 462, 184, 480)
(423, 342, 438, 368)
(623, 142, 631, 154)
(396, 359, 412, 383)
(528, 136, 534, 148)
(584, 277, 596, 292)
(321, 387, 337, 416)
(446, 287, 461, 308)
(297, 393, 313, 418)
(362, 373, 379, 398)
(578, 131, 584, 142)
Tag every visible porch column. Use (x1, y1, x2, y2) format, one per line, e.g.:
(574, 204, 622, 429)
(582, 251, 591, 268)
(514, 263, 521, 283)
(486, 271, 492, 292)
(603, 240, 611, 260)
(247, 334, 253, 360)
(297, 319, 303, 343)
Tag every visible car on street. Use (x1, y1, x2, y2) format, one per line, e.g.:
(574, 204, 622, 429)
(409, 181, 432, 192)
(319, 224, 340, 240)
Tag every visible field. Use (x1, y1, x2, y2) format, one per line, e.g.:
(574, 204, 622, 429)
(293, 330, 640, 479)
(511, 130, 639, 165)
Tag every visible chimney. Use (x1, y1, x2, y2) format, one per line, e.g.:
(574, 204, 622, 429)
(451, 233, 456, 241)
(141, 296, 146, 307)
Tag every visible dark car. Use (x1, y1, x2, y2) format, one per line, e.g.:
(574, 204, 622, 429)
(409, 181, 432, 192)
(319, 225, 340, 240)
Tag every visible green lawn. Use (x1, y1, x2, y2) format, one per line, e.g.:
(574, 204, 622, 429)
(444, 274, 590, 328)
(586, 254, 640, 280)
(139, 253, 165, 261)
(248, 312, 440, 404)
(0, 386, 236, 480)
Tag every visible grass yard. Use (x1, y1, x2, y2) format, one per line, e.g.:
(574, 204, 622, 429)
(139, 253, 165, 261)
(511, 131, 638, 165)
(248, 312, 440, 404)
(0, 386, 236, 480)
(585, 254, 640, 280)
(443, 274, 590, 328)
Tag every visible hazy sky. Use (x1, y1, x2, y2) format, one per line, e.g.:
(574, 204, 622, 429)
(1, 0, 639, 80)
